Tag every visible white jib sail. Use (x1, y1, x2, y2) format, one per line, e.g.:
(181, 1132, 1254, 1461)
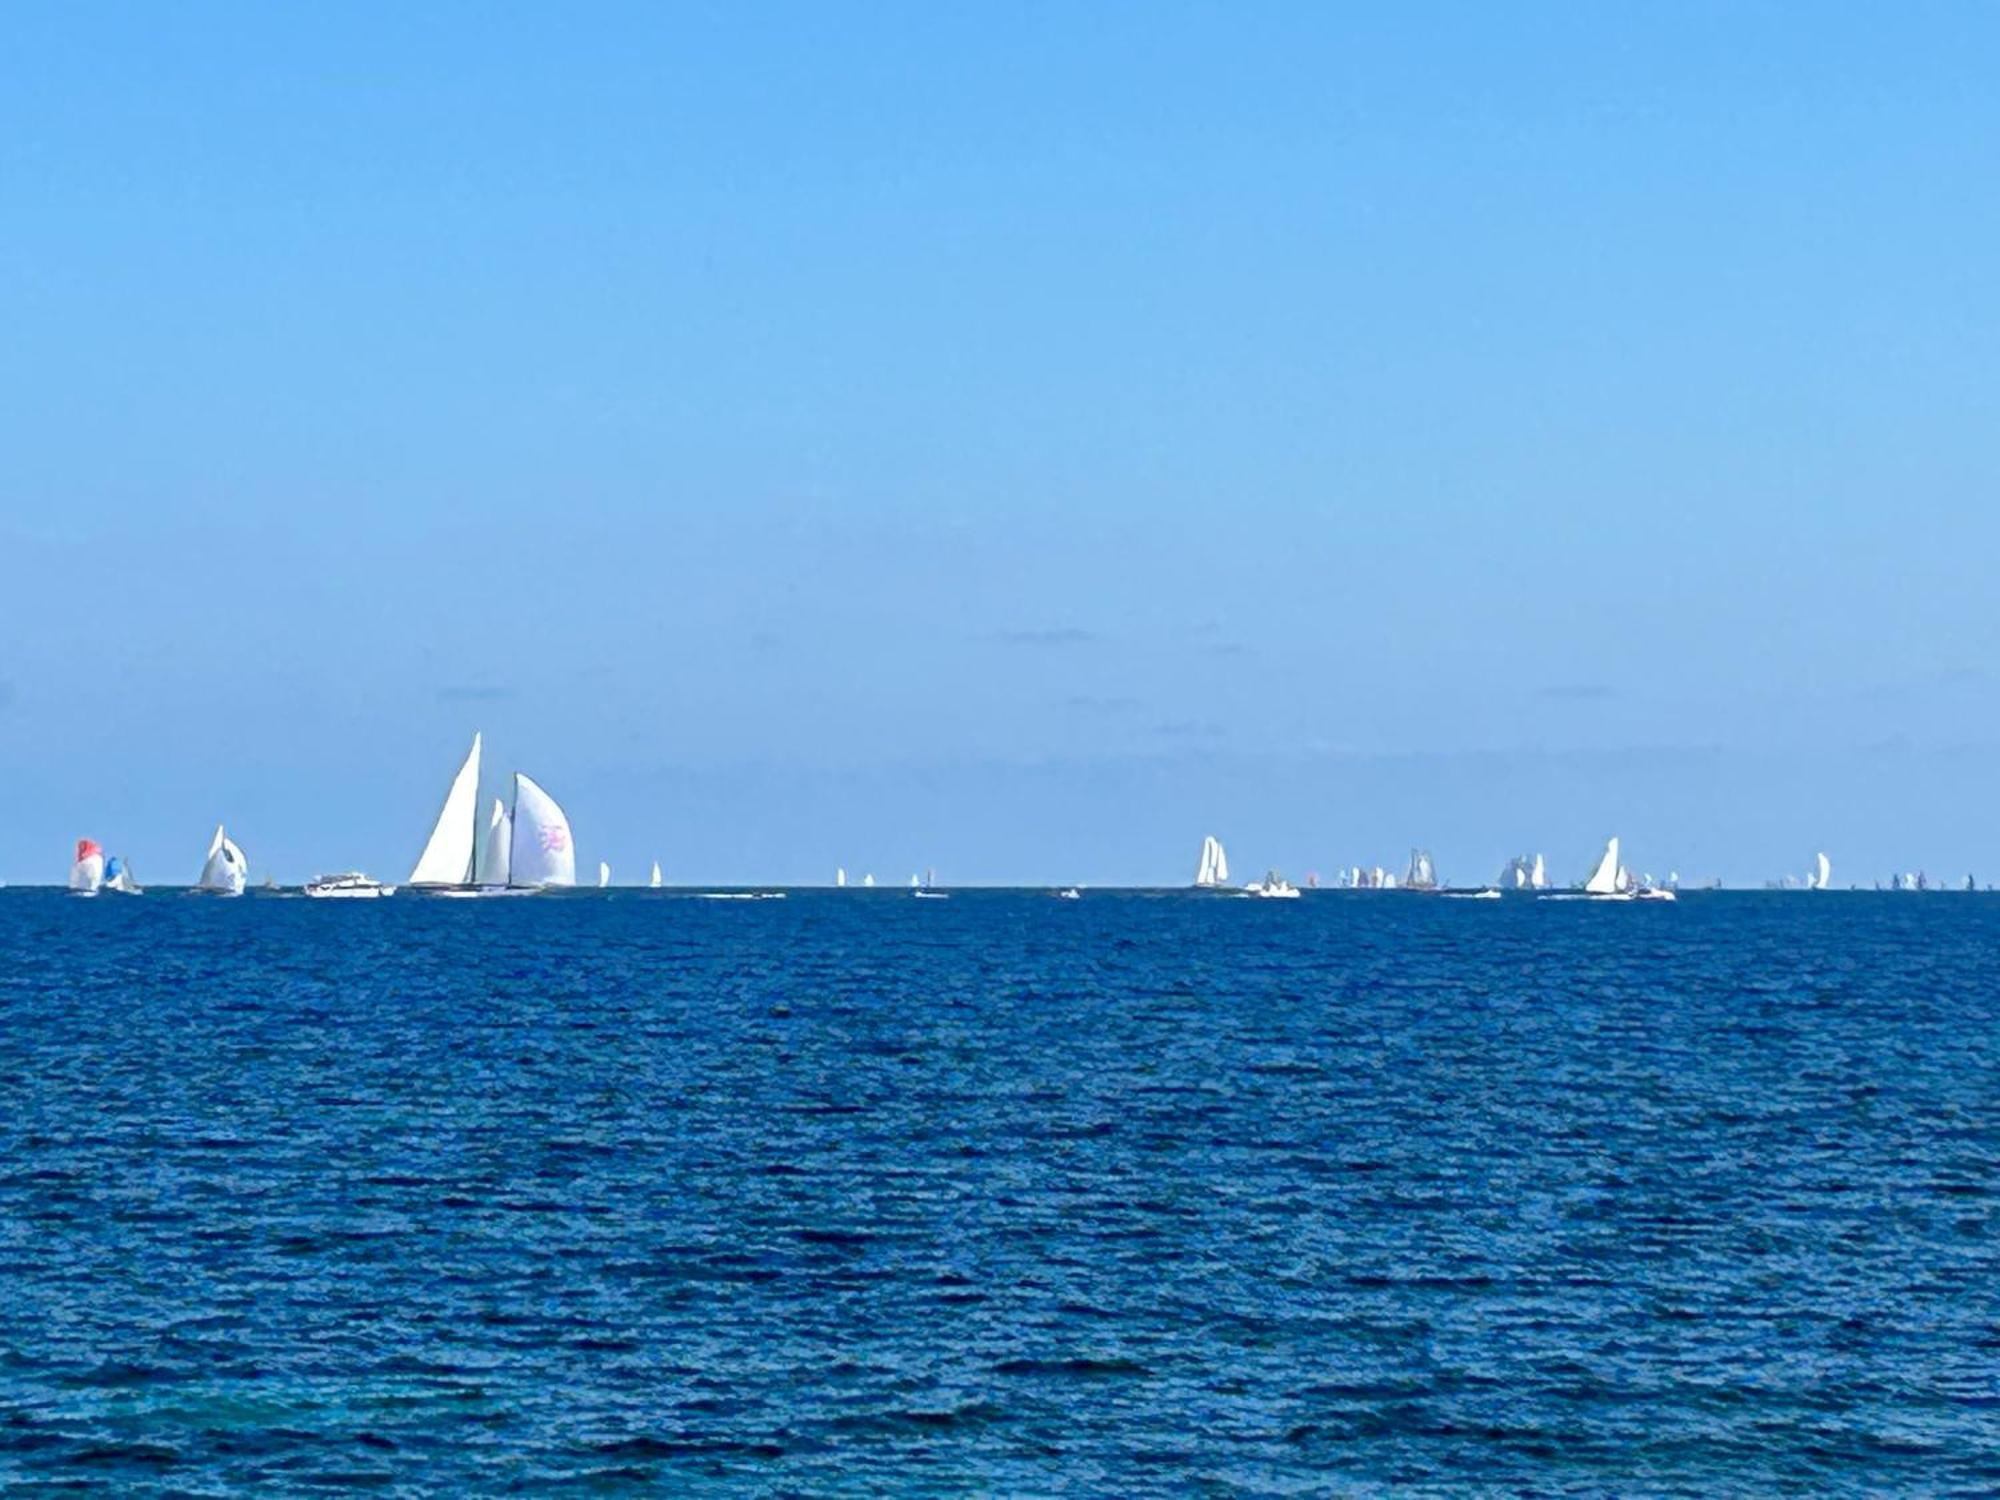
(835, 867, 846, 888)
(1814, 852, 1831, 890)
(198, 824, 247, 894)
(509, 772, 576, 888)
(598, 861, 610, 888)
(1530, 853, 1547, 889)
(651, 861, 663, 888)
(1584, 837, 1621, 895)
(409, 733, 482, 885)
(476, 798, 512, 886)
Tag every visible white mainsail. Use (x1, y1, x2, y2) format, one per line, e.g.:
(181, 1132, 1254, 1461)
(1812, 852, 1831, 890)
(409, 733, 482, 886)
(650, 861, 663, 888)
(1530, 853, 1547, 890)
(197, 824, 248, 894)
(1583, 837, 1621, 895)
(508, 772, 576, 888)
(1194, 835, 1230, 887)
(476, 798, 512, 886)
(835, 867, 846, 888)
(862, 873, 875, 888)
(598, 861, 610, 889)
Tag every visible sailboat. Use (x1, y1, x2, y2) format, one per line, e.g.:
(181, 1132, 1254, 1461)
(196, 824, 248, 895)
(598, 861, 610, 889)
(68, 839, 105, 894)
(1808, 852, 1832, 890)
(1193, 835, 1230, 889)
(862, 873, 875, 888)
(1530, 853, 1548, 890)
(650, 861, 663, 889)
(914, 868, 948, 899)
(409, 734, 483, 892)
(407, 735, 576, 894)
(1561, 837, 1632, 900)
(835, 867, 847, 888)
(102, 855, 142, 894)
(1404, 849, 1439, 891)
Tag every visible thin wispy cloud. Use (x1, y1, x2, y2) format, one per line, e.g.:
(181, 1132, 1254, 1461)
(992, 627, 1097, 647)
(1155, 719, 1224, 740)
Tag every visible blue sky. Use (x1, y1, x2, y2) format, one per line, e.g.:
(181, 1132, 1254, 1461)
(3, 3, 1997, 884)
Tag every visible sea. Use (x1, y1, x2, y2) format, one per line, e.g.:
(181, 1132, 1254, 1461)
(0, 889, 1993, 1495)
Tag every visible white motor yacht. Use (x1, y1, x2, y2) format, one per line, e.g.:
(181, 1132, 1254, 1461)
(304, 872, 397, 899)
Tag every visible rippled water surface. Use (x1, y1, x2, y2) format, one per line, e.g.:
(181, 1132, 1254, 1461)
(0, 889, 1995, 1494)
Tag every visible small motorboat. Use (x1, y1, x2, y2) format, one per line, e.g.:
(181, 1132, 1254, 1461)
(1245, 871, 1302, 899)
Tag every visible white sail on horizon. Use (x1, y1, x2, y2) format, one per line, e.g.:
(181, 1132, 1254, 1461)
(835, 867, 846, 888)
(508, 772, 576, 888)
(1194, 835, 1230, 887)
(1812, 852, 1831, 890)
(197, 823, 248, 895)
(650, 861, 663, 888)
(476, 798, 512, 887)
(410, 733, 482, 886)
(1583, 837, 1621, 895)
(598, 860, 610, 889)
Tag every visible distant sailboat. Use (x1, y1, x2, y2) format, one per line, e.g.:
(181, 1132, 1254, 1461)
(197, 824, 248, 895)
(1530, 853, 1547, 890)
(598, 861, 610, 889)
(409, 733, 483, 890)
(835, 867, 847, 888)
(1194, 835, 1230, 888)
(1404, 849, 1438, 891)
(1582, 837, 1625, 898)
(914, 868, 948, 899)
(1809, 852, 1832, 890)
(102, 855, 142, 894)
(862, 873, 875, 888)
(650, 861, 663, 889)
(69, 838, 105, 894)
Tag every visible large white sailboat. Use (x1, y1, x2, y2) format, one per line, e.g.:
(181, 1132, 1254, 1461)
(409, 735, 577, 894)
(1194, 835, 1230, 889)
(1808, 852, 1832, 890)
(196, 824, 248, 895)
